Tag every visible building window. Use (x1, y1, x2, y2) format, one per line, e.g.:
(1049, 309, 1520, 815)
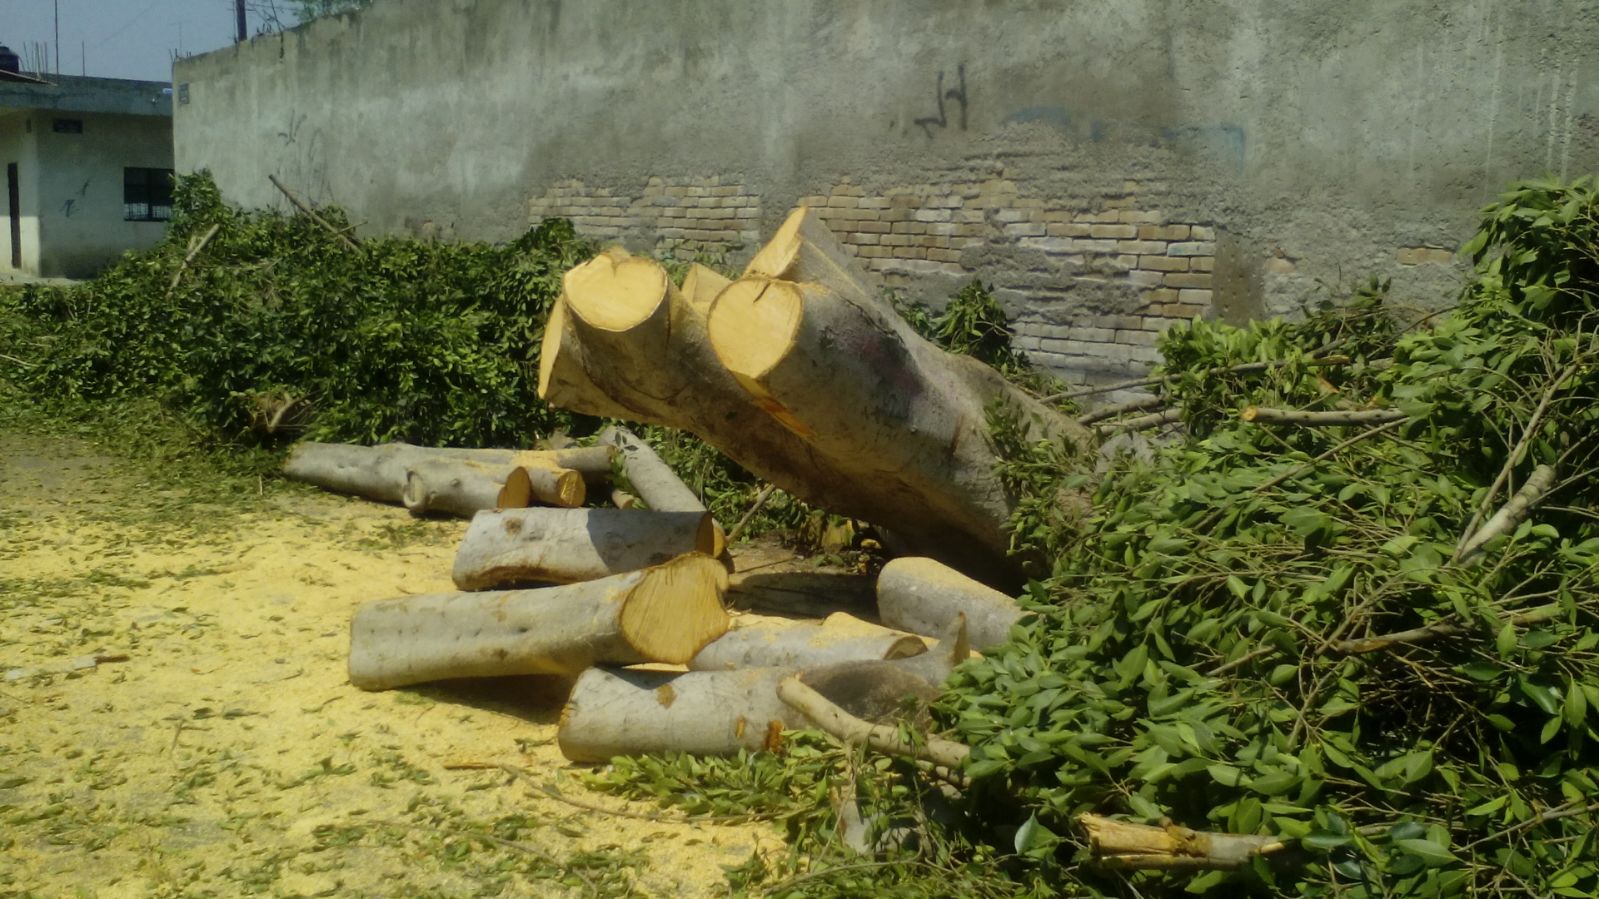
(52, 118, 83, 134)
(124, 167, 174, 222)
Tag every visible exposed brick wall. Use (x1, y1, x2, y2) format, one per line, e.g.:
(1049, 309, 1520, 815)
(527, 175, 761, 254)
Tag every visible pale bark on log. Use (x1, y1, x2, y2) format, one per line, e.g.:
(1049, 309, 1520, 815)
(598, 426, 727, 557)
(1078, 814, 1287, 871)
(283, 442, 614, 503)
(538, 212, 1092, 583)
(349, 554, 729, 690)
(689, 612, 926, 671)
(401, 459, 525, 518)
(726, 570, 877, 618)
(1455, 464, 1557, 566)
(557, 616, 970, 762)
(452, 507, 718, 591)
(708, 207, 1095, 580)
(876, 557, 1023, 651)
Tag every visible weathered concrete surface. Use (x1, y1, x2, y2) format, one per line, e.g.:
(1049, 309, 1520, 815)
(174, 0, 1599, 380)
(0, 75, 172, 118)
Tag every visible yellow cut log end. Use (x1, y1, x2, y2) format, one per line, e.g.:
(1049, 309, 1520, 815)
(618, 553, 731, 664)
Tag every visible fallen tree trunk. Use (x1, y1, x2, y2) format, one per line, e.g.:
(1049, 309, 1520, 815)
(598, 426, 726, 556)
(452, 507, 719, 590)
(283, 442, 615, 503)
(876, 557, 1023, 650)
(558, 616, 970, 762)
(689, 612, 926, 670)
(726, 570, 877, 618)
(539, 208, 1094, 583)
(349, 554, 729, 690)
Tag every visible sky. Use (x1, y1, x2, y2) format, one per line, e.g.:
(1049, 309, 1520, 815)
(0, 0, 290, 82)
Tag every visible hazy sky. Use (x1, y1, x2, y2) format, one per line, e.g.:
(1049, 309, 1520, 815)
(0, 0, 288, 82)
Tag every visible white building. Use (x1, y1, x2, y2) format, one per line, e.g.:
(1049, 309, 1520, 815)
(0, 50, 174, 279)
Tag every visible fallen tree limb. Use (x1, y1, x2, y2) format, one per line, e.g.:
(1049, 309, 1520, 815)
(726, 484, 778, 544)
(268, 174, 361, 251)
(282, 442, 613, 504)
(452, 507, 718, 590)
(690, 612, 926, 670)
(1078, 814, 1288, 871)
(1095, 406, 1180, 436)
(1453, 464, 1558, 565)
(1077, 394, 1166, 426)
(168, 223, 221, 293)
(1240, 406, 1408, 426)
(1333, 603, 1562, 655)
(777, 676, 971, 772)
(400, 459, 527, 518)
(348, 553, 729, 690)
(876, 557, 1022, 651)
(599, 426, 725, 555)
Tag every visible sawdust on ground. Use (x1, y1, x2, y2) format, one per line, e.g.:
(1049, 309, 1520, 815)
(0, 428, 782, 898)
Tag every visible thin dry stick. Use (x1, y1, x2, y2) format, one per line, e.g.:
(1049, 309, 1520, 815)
(1333, 603, 1561, 655)
(1241, 406, 1408, 426)
(268, 174, 362, 251)
(1454, 464, 1558, 565)
(1250, 418, 1407, 497)
(167, 222, 221, 292)
(1079, 813, 1288, 871)
(777, 676, 971, 775)
(0, 352, 35, 368)
(727, 483, 778, 543)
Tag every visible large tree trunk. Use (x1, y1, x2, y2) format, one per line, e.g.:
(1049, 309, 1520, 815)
(451, 507, 719, 590)
(348, 554, 728, 690)
(537, 209, 1093, 583)
(876, 557, 1023, 651)
(557, 616, 970, 761)
(283, 442, 615, 504)
(689, 612, 926, 671)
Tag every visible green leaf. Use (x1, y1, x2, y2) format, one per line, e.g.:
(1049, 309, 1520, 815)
(1395, 838, 1457, 866)
(1566, 681, 1588, 728)
(1496, 621, 1517, 658)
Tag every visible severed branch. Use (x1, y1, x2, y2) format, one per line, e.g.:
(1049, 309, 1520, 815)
(1241, 406, 1408, 427)
(268, 174, 362, 251)
(1455, 368, 1575, 556)
(1077, 394, 1167, 426)
(1333, 603, 1561, 655)
(726, 483, 778, 544)
(1453, 464, 1558, 565)
(1079, 814, 1288, 871)
(168, 223, 221, 293)
(776, 676, 972, 775)
(1095, 407, 1180, 437)
(1047, 354, 1355, 402)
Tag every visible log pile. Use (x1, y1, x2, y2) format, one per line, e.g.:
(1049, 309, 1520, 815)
(283, 208, 1068, 765)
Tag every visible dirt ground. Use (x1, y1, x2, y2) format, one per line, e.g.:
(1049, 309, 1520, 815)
(0, 427, 781, 898)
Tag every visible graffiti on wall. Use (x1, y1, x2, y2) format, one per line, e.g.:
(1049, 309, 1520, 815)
(914, 64, 968, 138)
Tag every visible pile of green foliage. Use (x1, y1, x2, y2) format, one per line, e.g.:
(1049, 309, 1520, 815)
(946, 175, 1599, 896)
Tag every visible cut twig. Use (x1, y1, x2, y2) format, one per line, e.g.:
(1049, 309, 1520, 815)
(1455, 368, 1575, 556)
(268, 174, 361, 251)
(1333, 603, 1562, 654)
(1240, 406, 1408, 427)
(1454, 464, 1558, 565)
(1094, 406, 1180, 436)
(1077, 394, 1166, 425)
(776, 675, 972, 774)
(1079, 814, 1288, 871)
(726, 484, 778, 543)
(168, 222, 221, 292)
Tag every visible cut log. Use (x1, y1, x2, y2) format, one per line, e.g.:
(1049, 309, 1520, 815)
(598, 425, 726, 558)
(876, 557, 1023, 651)
(726, 570, 877, 618)
(518, 462, 587, 508)
(348, 553, 729, 690)
(283, 442, 616, 503)
(1078, 814, 1287, 871)
(689, 612, 926, 671)
(558, 616, 970, 762)
(452, 507, 719, 591)
(401, 459, 528, 518)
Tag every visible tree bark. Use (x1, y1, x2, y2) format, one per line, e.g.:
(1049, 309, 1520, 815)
(876, 556, 1023, 651)
(348, 554, 729, 690)
(558, 616, 971, 762)
(400, 459, 526, 518)
(282, 442, 614, 503)
(537, 211, 1092, 583)
(1240, 406, 1407, 426)
(597, 426, 726, 556)
(689, 612, 926, 670)
(451, 507, 719, 591)
(1078, 814, 1287, 871)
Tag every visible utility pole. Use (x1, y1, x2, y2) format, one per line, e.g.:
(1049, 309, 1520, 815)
(236, 0, 248, 43)
(53, 0, 59, 74)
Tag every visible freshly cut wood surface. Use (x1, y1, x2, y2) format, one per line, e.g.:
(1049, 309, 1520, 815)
(349, 554, 729, 690)
(689, 612, 926, 671)
(283, 442, 616, 503)
(877, 556, 1023, 650)
(451, 507, 718, 590)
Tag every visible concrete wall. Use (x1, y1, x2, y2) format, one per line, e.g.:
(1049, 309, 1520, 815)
(174, 0, 1599, 383)
(0, 111, 173, 278)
